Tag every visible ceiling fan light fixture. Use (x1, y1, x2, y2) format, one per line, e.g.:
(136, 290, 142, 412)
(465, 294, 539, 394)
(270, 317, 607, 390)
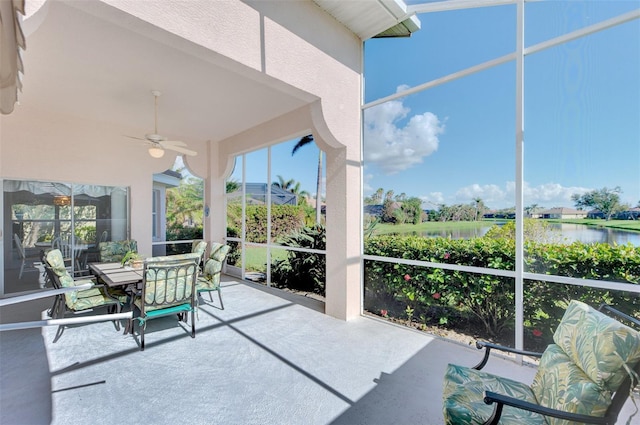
(148, 146, 165, 158)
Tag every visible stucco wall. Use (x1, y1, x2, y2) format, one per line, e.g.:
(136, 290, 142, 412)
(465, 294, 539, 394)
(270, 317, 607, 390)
(3, 0, 363, 319)
(0, 104, 190, 258)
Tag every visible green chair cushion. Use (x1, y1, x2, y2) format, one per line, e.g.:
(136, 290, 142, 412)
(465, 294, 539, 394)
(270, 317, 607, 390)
(196, 275, 220, 292)
(99, 240, 138, 262)
(191, 240, 207, 258)
(552, 300, 640, 392)
(442, 363, 547, 425)
(209, 243, 230, 263)
(148, 252, 201, 263)
(530, 344, 612, 425)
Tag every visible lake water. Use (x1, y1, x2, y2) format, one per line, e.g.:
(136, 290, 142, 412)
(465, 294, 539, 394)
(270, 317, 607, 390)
(405, 223, 640, 247)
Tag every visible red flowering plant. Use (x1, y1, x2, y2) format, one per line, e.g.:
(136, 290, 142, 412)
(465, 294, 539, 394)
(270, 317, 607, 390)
(396, 269, 451, 326)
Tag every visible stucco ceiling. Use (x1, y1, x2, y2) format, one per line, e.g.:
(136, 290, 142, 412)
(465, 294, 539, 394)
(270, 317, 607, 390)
(13, 0, 420, 151)
(15, 1, 313, 147)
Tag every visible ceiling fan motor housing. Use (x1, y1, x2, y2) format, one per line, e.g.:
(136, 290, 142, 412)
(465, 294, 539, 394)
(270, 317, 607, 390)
(145, 133, 166, 142)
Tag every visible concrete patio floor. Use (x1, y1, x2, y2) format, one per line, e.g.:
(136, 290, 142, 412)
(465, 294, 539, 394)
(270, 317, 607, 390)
(1, 277, 636, 425)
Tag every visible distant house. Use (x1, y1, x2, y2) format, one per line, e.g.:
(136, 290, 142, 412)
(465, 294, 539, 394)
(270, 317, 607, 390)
(483, 211, 515, 219)
(614, 207, 640, 220)
(587, 209, 606, 219)
(364, 204, 383, 217)
(227, 183, 298, 206)
(540, 207, 588, 219)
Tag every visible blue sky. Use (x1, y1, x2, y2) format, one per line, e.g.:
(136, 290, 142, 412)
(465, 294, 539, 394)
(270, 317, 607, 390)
(364, 1, 639, 211)
(226, 2, 639, 211)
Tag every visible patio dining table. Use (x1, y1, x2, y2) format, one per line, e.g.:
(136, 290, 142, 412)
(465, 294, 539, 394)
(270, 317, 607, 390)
(89, 262, 144, 289)
(89, 262, 145, 334)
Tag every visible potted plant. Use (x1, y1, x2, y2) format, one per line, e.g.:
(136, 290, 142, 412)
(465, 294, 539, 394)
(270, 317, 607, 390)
(121, 250, 143, 268)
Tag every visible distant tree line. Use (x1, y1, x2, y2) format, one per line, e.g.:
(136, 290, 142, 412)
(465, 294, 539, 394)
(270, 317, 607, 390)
(364, 186, 637, 225)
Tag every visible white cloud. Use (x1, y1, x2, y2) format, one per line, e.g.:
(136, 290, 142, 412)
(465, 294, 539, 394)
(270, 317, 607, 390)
(455, 184, 506, 204)
(451, 181, 592, 208)
(363, 173, 374, 193)
(508, 182, 591, 206)
(419, 192, 445, 207)
(364, 90, 445, 175)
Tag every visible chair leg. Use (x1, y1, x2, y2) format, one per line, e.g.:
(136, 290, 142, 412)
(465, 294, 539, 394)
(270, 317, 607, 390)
(47, 295, 60, 318)
(191, 310, 195, 338)
(52, 300, 67, 343)
(218, 290, 224, 310)
(52, 325, 65, 343)
(140, 320, 145, 351)
(110, 304, 121, 331)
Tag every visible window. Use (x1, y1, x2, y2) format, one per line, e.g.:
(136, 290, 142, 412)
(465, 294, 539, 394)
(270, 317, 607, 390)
(3, 179, 129, 293)
(363, 2, 640, 351)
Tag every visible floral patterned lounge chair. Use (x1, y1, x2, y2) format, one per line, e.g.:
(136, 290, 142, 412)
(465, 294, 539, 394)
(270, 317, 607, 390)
(442, 300, 640, 425)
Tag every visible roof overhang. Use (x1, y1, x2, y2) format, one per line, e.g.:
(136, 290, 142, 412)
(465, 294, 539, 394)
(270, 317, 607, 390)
(312, 0, 420, 40)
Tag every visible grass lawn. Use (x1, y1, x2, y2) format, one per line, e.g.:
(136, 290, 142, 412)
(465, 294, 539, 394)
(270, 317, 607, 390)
(243, 245, 291, 271)
(372, 218, 640, 237)
(546, 218, 640, 232)
(373, 220, 491, 236)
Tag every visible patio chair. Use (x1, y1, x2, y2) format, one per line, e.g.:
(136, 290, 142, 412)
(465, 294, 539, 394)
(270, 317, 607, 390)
(191, 239, 208, 271)
(85, 230, 109, 263)
(196, 243, 230, 309)
(52, 235, 73, 271)
(130, 257, 199, 351)
(44, 249, 122, 343)
(13, 233, 40, 279)
(442, 300, 640, 425)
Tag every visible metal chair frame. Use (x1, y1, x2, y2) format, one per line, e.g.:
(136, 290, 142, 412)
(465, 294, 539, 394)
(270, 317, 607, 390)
(467, 304, 640, 425)
(131, 258, 199, 351)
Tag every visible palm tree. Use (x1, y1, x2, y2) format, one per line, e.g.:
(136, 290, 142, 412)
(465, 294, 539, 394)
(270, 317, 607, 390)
(273, 175, 310, 205)
(273, 175, 296, 191)
(374, 188, 384, 204)
(292, 135, 322, 223)
(226, 179, 240, 193)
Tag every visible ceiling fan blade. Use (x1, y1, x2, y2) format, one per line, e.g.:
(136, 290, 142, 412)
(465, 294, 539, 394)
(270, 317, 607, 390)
(164, 144, 197, 156)
(124, 135, 147, 141)
(161, 140, 187, 147)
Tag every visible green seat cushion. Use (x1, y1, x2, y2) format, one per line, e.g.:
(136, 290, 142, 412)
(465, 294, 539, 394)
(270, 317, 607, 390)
(134, 298, 192, 313)
(191, 240, 207, 258)
(531, 344, 612, 425)
(99, 240, 138, 262)
(196, 275, 220, 292)
(72, 293, 118, 311)
(148, 252, 201, 263)
(443, 363, 547, 425)
(46, 249, 107, 308)
(552, 300, 640, 392)
(209, 243, 230, 262)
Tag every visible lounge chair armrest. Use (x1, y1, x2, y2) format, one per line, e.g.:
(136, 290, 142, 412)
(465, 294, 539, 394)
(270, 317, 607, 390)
(599, 304, 640, 328)
(472, 341, 543, 370)
(482, 391, 612, 425)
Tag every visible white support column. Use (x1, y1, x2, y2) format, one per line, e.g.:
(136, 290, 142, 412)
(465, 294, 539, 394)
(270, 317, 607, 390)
(514, 0, 525, 357)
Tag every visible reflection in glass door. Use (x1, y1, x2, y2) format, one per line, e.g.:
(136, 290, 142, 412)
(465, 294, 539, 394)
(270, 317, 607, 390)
(2, 179, 129, 294)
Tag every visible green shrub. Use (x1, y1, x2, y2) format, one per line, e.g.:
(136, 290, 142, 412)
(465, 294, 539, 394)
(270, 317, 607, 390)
(225, 226, 241, 266)
(271, 224, 326, 295)
(364, 234, 639, 347)
(227, 204, 306, 243)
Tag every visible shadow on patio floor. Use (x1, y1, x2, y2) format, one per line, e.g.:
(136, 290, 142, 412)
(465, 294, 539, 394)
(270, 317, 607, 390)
(2, 277, 635, 425)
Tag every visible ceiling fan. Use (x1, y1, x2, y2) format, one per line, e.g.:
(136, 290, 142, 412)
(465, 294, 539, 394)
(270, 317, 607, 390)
(126, 90, 197, 158)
